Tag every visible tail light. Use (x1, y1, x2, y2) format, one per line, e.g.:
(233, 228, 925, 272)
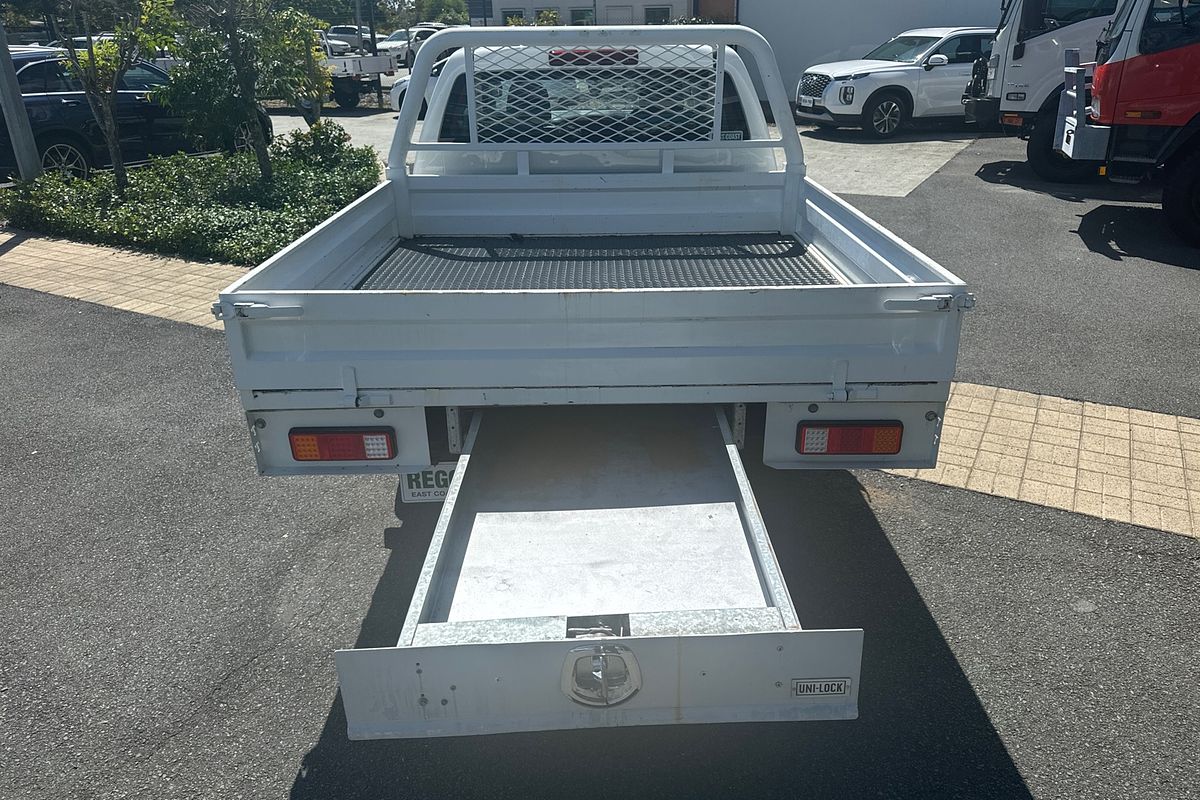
(796, 421, 903, 455)
(289, 427, 396, 461)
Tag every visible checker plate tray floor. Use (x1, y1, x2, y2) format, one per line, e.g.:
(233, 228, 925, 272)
(355, 234, 841, 291)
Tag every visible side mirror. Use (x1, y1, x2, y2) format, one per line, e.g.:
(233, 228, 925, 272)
(925, 53, 949, 69)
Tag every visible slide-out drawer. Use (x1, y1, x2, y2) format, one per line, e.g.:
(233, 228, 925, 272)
(336, 405, 863, 739)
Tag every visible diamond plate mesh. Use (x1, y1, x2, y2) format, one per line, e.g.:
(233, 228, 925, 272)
(356, 235, 841, 291)
(470, 44, 719, 145)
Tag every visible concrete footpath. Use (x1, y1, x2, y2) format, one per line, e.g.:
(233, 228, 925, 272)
(2, 226, 1197, 538)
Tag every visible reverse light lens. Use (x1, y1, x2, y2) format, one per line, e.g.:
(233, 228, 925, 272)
(796, 421, 903, 455)
(289, 428, 396, 461)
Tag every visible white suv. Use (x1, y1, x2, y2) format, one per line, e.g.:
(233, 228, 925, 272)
(795, 27, 993, 138)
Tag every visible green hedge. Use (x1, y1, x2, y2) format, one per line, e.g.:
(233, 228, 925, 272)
(0, 122, 380, 266)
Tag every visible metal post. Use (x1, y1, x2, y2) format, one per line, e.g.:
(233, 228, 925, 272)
(366, 0, 382, 106)
(0, 21, 42, 180)
(366, 0, 378, 54)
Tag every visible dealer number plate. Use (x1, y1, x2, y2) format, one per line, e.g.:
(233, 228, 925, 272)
(400, 462, 457, 503)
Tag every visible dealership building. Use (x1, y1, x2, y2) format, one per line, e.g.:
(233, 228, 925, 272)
(477, 0, 1000, 95)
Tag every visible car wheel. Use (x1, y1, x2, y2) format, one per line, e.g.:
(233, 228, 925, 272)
(1026, 110, 1095, 183)
(232, 121, 254, 153)
(1163, 149, 1200, 247)
(334, 88, 360, 109)
(38, 136, 92, 179)
(862, 92, 906, 139)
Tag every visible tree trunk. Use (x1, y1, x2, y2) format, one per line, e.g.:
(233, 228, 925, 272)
(101, 92, 127, 191)
(226, 26, 272, 181)
(302, 43, 322, 126)
(81, 88, 127, 193)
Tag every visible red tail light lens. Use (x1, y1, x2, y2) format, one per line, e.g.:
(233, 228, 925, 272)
(289, 428, 396, 461)
(796, 421, 903, 455)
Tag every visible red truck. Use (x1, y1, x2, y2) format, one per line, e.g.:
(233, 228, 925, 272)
(1057, 0, 1200, 244)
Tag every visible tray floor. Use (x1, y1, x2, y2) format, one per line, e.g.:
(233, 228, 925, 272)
(356, 234, 841, 291)
(429, 406, 770, 623)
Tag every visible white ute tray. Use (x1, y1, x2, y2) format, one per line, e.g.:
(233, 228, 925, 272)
(335, 405, 863, 739)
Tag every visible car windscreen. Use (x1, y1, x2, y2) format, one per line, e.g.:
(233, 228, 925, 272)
(863, 36, 940, 61)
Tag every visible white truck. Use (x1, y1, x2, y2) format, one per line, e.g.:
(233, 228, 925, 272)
(214, 26, 974, 740)
(317, 32, 397, 109)
(963, 0, 1118, 181)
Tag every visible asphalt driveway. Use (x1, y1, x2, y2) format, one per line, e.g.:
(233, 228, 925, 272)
(1, 285, 1197, 800)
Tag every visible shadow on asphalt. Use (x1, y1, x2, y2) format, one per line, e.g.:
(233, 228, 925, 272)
(1074, 204, 1200, 267)
(269, 105, 394, 119)
(974, 159, 1161, 203)
(800, 120, 986, 145)
(291, 443, 1031, 799)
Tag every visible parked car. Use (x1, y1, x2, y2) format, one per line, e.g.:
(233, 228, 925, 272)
(376, 29, 412, 58)
(387, 23, 451, 69)
(328, 25, 384, 53)
(316, 29, 353, 57)
(389, 57, 450, 116)
(794, 27, 993, 138)
(0, 47, 272, 181)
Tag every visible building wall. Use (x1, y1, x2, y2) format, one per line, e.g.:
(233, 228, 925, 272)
(487, 2, 686, 26)
(480, 0, 1001, 101)
(736, 0, 999, 95)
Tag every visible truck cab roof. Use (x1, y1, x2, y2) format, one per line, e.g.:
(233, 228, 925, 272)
(897, 26, 995, 38)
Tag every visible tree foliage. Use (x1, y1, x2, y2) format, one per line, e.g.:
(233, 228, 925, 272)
(416, 0, 466, 24)
(167, 0, 329, 181)
(282, 0, 415, 35)
(505, 8, 566, 25)
(0, 121, 380, 265)
(49, 0, 178, 193)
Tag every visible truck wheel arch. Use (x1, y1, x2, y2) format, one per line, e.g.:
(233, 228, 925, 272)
(1038, 84, 1067, 116)
(1161, 113, 1200, 169)
(1162, 147, 1200, 245)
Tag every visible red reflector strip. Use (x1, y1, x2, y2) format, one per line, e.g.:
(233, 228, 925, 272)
(289, 428, 396, 461)
(796, 422, 903, 455)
